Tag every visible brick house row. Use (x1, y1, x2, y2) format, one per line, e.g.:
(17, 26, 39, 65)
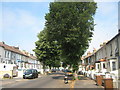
(79, 32, 120, 88)
(0, 42, 43, 77)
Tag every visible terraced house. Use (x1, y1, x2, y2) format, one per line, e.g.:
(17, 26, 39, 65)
(0, 42, 43, 78)
(80, 32, 120, 89)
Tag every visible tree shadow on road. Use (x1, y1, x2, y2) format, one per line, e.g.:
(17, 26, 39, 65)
(52, 76, 64, 80)
(49, 72, 65, 75)
(52, 75, 74, 81)
(78, 75, 89, 80)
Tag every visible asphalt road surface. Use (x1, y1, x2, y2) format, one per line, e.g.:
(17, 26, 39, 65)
(2, 72, 71, 88)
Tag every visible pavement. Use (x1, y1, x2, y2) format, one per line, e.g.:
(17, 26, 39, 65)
(74, 75, 104, 89)
(1, 77, 26, 85)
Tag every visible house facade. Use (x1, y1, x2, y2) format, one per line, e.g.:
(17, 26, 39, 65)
(0, 42, 43, 78)
(80, 32, 120, 89)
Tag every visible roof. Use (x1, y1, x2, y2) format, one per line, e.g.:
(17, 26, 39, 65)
(99, 59, 106, 62)
(22, 51, 37, 60)
(29, 55, 37, 60)
(81, 33, 120, 60)
(90, 65, 95, 68)
(0, 42, 24, 55)
(21, 50, 29, 57)
(106, 32, 120, 44)
(0, 42, 37, 59)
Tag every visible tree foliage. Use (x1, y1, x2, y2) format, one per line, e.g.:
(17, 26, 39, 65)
(33, 28, 61, 69)
(45, 2, 97, 71)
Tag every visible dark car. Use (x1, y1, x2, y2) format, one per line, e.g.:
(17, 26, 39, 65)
(23, 69, 38, 79)
(64, 70, 73, 76)
(51, 69, 56, 72)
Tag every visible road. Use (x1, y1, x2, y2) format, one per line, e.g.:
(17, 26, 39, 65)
(1, 72, 103, 90)
(2, 72, 71, 88)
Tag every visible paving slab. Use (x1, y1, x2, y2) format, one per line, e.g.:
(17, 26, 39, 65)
(74, 75, 104, 89)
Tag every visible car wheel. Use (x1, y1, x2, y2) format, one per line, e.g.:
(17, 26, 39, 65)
(33, 76, 35, 79)
(23, 77, 25, 79)
(36, 75, 38, 78)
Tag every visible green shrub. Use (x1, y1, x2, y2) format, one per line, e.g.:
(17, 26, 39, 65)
(72, 76, 76, 80)
(78, 76, 81, 80)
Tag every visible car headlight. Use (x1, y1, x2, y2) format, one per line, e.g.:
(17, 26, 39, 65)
(29, 74, 32, 76)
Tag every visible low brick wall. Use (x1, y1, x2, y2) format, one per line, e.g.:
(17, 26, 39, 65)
(0, 70, 13, 79)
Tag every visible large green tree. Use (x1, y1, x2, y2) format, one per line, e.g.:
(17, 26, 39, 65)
(45, 2, 97, 71)
(33, 28, 61, 70)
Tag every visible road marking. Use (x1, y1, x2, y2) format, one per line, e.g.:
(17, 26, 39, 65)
(69, 80, 75, 90)
(16, 79, 28, 81)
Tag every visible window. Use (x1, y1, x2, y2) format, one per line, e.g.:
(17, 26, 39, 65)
(7, 52, 9, 58)
(115, 39, 119, 56)
(12, 53, 16, 59)
(21, 63, 23, 67)
(5, 61, 7, 64)
(0, 58, 3, 63)
(3, 61, 5, 63)
(11, 53, 14, 59)
(103, 63, 106, 69)
(14, 61, 16, 64)
(11, 61, 13, 64)
(14, 54, 16, 59)
(107, 62, 110, 71)
(112, 61, 116, 71)
(98, 64, 100, 69)
(119, 56, 120, 69)
(115, 47, 119, 56)
(110, 44, 112, 56)
(5, 51, 7, 58)
(8, 60, 11, 64)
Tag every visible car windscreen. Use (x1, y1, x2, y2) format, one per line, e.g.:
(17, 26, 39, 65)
(24, 70, 32, 74)
(65, 70, 72, 73)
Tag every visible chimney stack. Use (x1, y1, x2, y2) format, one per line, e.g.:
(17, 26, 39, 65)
(87, 51, 91, 56)
(100, 43, 103, 47)
(93, 48, 96, 53)
(30, 54, 33, 56)
(2, 42, 5, 44)
(13, 46, 19, 49)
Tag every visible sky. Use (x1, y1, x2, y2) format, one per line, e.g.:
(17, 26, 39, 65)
(87, 2, 118, 55)
(118, 1, 120, 29)
(0, 1, 119, 55)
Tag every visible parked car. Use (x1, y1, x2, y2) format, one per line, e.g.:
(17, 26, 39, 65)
(51, 69, 56, 72)
(23, 69, 38, 79)
(64, 70, 73, 76)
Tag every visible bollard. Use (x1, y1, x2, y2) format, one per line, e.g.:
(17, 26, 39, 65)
(103, 78, 113, 90)
(96, 75, 103, 86)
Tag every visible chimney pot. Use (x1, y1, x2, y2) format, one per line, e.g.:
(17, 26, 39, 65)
(13, 46, 19, 49)
(2, 42, 5, 44)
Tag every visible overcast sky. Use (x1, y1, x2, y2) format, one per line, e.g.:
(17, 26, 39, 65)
(0, 1, 119, 55)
